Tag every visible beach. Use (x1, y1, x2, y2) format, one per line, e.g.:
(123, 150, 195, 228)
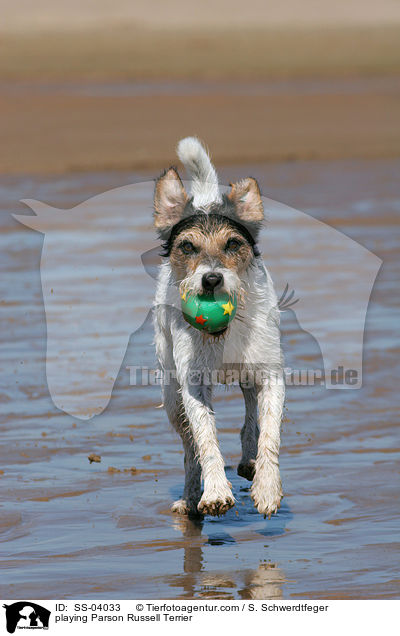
(1, 158, 399, 598)
(1, 0, 399, 601)
(1, 1, 400, 174)
(1, 76, 400, 175)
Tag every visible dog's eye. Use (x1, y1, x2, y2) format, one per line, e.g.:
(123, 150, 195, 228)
(179, 240, 196, 254)
(225, 238, 242, 252)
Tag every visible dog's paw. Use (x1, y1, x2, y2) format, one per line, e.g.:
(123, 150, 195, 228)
(171, 498, 201, 516)
(237, 459, 256, 481)
(197, 488, 235, 517)
(251, 469, 283, 518)
(171, 499, 191, 515)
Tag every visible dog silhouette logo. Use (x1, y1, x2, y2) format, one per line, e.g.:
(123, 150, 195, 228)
(13, 183, 158, 420)
(3, 602, 50, 633)
(13, 181, 382, 420)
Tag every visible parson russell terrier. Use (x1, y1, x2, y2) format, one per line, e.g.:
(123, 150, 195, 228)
(153, 137, 284, 517)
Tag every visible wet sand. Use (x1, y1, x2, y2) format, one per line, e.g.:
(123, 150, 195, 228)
(0, 158, 399, 599)
(1, 76, 400, 175)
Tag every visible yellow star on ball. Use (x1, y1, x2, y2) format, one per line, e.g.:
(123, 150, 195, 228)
(181, 291, 187, 302)
(222, 300, 234, 316)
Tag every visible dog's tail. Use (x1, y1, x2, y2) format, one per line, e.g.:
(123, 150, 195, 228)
(177, 137, 222, 209)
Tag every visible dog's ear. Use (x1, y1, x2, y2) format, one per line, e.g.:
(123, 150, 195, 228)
(154, 167, 188, 234)
(227, 177, 264, 223)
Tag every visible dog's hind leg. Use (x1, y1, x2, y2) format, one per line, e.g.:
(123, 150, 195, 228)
(237, 383, 259, 481)
(163, 379, 202, 515)
(181, 382, 235, 516)
(251, 378, 284, 517)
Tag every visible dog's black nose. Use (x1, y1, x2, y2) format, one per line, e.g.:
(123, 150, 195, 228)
(202, 272, 223, 291)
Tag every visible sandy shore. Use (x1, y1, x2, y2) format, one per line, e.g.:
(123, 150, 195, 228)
(2, 25, 400, 81)
(1, 2, 399, 175)
(3, 0, 400, 31)
(1, 77, 399, 174)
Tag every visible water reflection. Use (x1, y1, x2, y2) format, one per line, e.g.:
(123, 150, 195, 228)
(170, 514, 286, 599)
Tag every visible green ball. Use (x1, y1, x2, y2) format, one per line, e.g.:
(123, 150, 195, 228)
(181, 291, 237, 334)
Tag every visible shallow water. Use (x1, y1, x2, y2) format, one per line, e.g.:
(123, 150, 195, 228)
(0, 158, 399, 599)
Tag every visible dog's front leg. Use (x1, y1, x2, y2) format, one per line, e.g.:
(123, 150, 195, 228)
(238, 383, 259, 481)
(163, 378, 202, 515)
(181, 382, 235, 516)
(251, 379, 284, 517)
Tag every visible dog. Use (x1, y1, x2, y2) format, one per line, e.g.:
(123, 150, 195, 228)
(153, 137, 284, 517)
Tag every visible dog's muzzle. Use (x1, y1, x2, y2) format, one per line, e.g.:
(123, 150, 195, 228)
(202, 272, 223, 292)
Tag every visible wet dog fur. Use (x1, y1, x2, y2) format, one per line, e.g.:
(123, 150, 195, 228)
(153, 137, 284, 517)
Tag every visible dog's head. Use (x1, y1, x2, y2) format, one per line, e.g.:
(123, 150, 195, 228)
(154, 166, 264, 297)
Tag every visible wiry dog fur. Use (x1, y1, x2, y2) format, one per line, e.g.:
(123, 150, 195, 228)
(153, 137, 284, 517)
